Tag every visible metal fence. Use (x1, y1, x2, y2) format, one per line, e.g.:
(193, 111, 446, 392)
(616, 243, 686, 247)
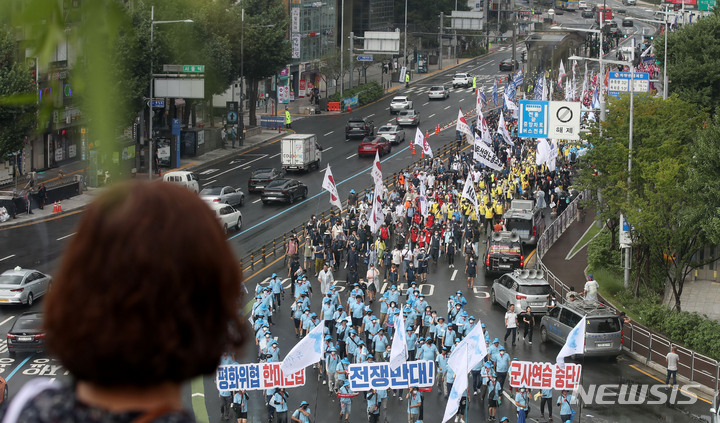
(535, 190, 720, 393)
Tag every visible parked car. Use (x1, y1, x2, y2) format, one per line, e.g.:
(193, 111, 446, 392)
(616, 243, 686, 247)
(490, 269, 553, 314)
(7, 312, 46, 356)
(396, 109, 420, 127)
(540, 301, 624, 358)
(163, 171, 200, 193)
(428, 85, 450, 100)
(261, 179, 308, 205)
(389, 96, 413, 114)
(248, 168, 286, 193)
(207, 202, 243, 233)
(376, 125, 406, 145)
(200, 185, 245, 207)
(0, 267, 51, 306)
(452, 73, 472, 88)
(499, 59, 519, 72)
(358, 136, 392, 158)
(484, 231, 524, 277)
(345, 117, 375, 140)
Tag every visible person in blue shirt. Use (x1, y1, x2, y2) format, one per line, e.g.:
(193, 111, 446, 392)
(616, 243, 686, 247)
(445, 365, 456, 400)
(372, 329, 389, 361)
(418, 338, 438, 361)
(378, 292, 389, 323)
(454, 311, 469, 336)
(421, 308, 435, 339)
(338, 380, 353, 422)
(443, 325, 456, 349)
(407, 387, 422, 423)
(349, 296, 365, 330)
(325, 346, 340, 392)
(269, 274, 284, 308)
(321, 297, 336, 329)
(291, 401, 311, 423)
(366, 389, 382, 423)
(269, 388, 288, 423)
(436, 347, 450, 397)
(264, 340, 280, 362)
(413, 294, 429, 325)
(387, 285, 400, 305)
(335, 357, 350, 391)
(487, 373, 501, 421)
(449, 302, 463, 322)
(346, 330, 359, 362)
(471, 356, 484, 397)
(495, 346, 511, 390)
(366, 315, 381, 347)
(233, 390, 249, 423)
(406, 326, 417, 358)
(557, 389, 576, 423)
(356, 340, 369, 363)
(515, 386, 530, 423)
(434, 317, 447, 348)
(540, 388, 553, 421)
(488, 338, 501, 363)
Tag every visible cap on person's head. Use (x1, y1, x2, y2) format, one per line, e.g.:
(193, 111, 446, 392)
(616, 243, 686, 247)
(391, 285, 397, 290)
(271, 273, 277, 278)
(329, 346, 336, 352)
(272, 341, 278, 346)
(323, 298, 330, 303)
(419, 294, 425, 298)
(456, 290, 462, 294)
(372, 316, 378, 321)
(481, 323, 486, 328)
(325, 335, 332, 340)
(437, 316, 445, 321)
(342, 358, 350, 364)
(499, 346, 506, 351)
(300, 401, 309, 406)
(349, 329, 357, 334)
(484, 361, 493, 368)
(461, 311, 468, 316)
(493, 338, 500, 344)
(500, 418, 509, 422)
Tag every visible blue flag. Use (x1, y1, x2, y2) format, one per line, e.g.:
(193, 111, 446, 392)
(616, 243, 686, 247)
(534, 75, 544, 100)
(513, 70, 524, 88)
(480, 90, 487, 108)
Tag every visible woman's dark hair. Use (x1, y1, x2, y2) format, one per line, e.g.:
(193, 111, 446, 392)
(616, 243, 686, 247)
(45, 181, 247, 386)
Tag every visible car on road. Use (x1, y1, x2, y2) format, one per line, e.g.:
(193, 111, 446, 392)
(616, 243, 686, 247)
(503, 199, 545, 247)
(7, 312, 46, 356)
(622, 0, 636, 5)
(396, 109, 420, 127)
(581, 9, 594, 18)
(261, 179, 308, 205)
(499, 59, 519, 72)
(200, 185, 246, 207)
(428, 85, 450, 100)
(484, 231, 524, 276)
(376, 125, 406, 145)
(248, 168, 286, 193)
(0, 267, 51, 306)
(490, 269, 553, 314)
(358, 136, 392, 158)
(207, 202, 243, 233)
(163, 171, 200, 193)
(452, 73, 472, 88)
(622, 17, 634, 27)
(345, 117, 375, 139)
(389, 96, 413, 114)
(578, 1, 587, 8)
(540, 301, 624, 358)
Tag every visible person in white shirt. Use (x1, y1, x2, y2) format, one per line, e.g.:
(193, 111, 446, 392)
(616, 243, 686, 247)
(503, 304, 518, 346)
(666, 346, 679, 386)
(318, 264, 335, 295)
(583, 274, 600, 302)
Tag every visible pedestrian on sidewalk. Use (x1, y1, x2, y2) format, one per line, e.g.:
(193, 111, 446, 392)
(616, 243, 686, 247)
(666, 346, 679, 386)
(38, 183, 47, 209)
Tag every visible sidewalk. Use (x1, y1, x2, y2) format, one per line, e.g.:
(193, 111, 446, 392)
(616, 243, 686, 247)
(540, 214, 596, 292)
(0, 128, 284, 230)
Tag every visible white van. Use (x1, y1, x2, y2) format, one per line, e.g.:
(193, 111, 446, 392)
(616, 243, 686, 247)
(163, 171, 200, 193)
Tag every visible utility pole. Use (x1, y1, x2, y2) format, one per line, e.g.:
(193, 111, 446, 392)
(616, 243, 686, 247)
(624, 41, 636, 290)
(485, 0, 490, 51)
(340, 0, 345, 95)
(404, 0, 408, 67)
(240, 8, 245, 143)
(349, 32, 354, 90)
(439, 12, 444, 70)
(511, 0, 517, 65)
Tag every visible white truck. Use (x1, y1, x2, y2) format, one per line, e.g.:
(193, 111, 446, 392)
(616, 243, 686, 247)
(281, 134, 322, 172)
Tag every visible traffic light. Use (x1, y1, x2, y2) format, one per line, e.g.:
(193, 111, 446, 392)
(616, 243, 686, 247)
(623, 33, 627, 38)
(521, 51, 527, 62)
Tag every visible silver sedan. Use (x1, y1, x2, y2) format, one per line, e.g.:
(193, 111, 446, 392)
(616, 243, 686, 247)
(396, 109, 420, 127)
(428, 85, 449, 100)
(376, 125, 406, 145)
(200, 185, 246, 207)
(0, 267, 52, 306)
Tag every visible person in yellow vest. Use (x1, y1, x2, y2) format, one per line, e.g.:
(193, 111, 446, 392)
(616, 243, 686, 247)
(284, 107, 292, 129)
(484, 204, 494, 236)
(479, 203, 487, 229)
(472, 76, 477, 93)
(494, 201, 504, 223)
(405, 72, 410, 88)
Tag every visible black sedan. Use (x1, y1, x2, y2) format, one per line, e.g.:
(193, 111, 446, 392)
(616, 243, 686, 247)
(261, 179, 308, 205)
(499, 59, 519, 72)
(248, 168, 286, 193)
(7, 312, 45, 357)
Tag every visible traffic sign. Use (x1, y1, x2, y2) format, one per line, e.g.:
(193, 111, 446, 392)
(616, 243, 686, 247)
(548, 101, 581, 140)
(182, 65, 205, 73)
(356, 55, 374, 62)
(699, 0, 715, 11)
(518, 100, 549, 138)
(150, 99, 165, 108)
(608, 71, 649, 97)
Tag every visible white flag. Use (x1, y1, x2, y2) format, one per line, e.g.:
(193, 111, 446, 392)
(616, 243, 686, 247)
(371, 150, 383, 186)
(497, 113, 514, 146)
(448, 319, 488, 371)
(368, 182, 385, 233)
(442, 343, 469, 423)
(456, 109, 474, 143)
(503, 93, 519, 119)
(558, 60, 566, 87)
(556, 316, 586, 367)
(322, 165, 342, 210)
(389, 310, 408, 371)
(460, 173, 479, 218)
(413, 127, 425, 149)
(472, 137, 504, 171)
(542, 75, 548, 101)
(548, 139, 558, 172)
(536, 138, 551, 167)
(280, 321, 325, 375)
(641, 45, 653, 57)
(477, 108, 492, 145)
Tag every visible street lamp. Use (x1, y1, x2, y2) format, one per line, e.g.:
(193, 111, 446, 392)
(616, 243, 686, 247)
(630, 16, 669, 99)
(149, 6, 193, 180)
(571, 54, 635, 289)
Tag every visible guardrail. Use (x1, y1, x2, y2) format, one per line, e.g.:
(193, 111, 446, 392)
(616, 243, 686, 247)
(535, 190, 720, 393)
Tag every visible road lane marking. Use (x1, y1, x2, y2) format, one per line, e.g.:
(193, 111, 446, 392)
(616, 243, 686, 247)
(459, 98, 465, 102)
(428, 114, 435, 118)
(444, 105, 451, 110)
(0, 255, 15, 262)
(366, 114, 375, 118)
(346, 154, 356, 159)
(202, 179, 217, 186)
(191, 376, 210, 423)
(199, 168, 219, 175)
(423, 102, 429, 106)
(5, 354, 33, 381)
(242, 166, 251, 170)
(269, 153, 281, 159)
(212, 154, 268, 178)
(0, 317, 14, 327)
(192, 393, 205, 397)
(451, 270, 458, 281)
(628, 364, 711, 404)
(324, 146, 334, 151)
(324, 131, 334, 136)
(56, 232, 76, 241)
(252, 199, 262, 204)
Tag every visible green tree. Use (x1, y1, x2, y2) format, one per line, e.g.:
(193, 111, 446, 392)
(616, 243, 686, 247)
(0, 27, 38, 160)
(315, 50, 349, 96)
(655, 9, 720, 113)
(687, 114, 720, 245)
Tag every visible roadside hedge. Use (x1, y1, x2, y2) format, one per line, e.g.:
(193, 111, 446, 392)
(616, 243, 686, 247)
(328, 81, 384, 106)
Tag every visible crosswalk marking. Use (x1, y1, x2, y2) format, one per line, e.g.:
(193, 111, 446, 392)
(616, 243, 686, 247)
(0, 340, 8, 353)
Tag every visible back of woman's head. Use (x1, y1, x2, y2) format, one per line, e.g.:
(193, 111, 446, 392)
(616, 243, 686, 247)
(45, 181, 246, 387)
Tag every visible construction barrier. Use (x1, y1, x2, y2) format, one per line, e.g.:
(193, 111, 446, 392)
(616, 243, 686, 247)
(259, 116, 285, 129)
(327, 102, 342, 112)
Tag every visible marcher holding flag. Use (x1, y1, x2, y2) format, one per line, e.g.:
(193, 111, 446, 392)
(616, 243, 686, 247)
(389, 309, 408, 371)
(556, 316, 586, 366)
(322, 165, 342, 210)
(280, 321, 326, 375)
(414, 128, 433, 157)
(456, 110, 474, 144)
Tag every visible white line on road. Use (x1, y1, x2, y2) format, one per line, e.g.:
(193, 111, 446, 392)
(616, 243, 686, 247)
(366, 114, 375, 118)
(252, 199, 262, 204)
(242, 166, 251, 170)
(0, 255, 15, 263)
(428, 114, 435, 118)
(451, 270, 458, 281)
(444, 105, 451, 110)
(56, 232, 76, 241)
(0, 317, 14, 327)
(423, 102, 429, 106)
(212, 154, 268, 178)
(192, 393, 205, 397)
(324, 131, 334, 136)
(269, 153, 281, 159)
(324, 146, 334, 151)
(346, 154, 356, 160)
(459, 98, 465, 102)
(203, 179, 217, 186)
